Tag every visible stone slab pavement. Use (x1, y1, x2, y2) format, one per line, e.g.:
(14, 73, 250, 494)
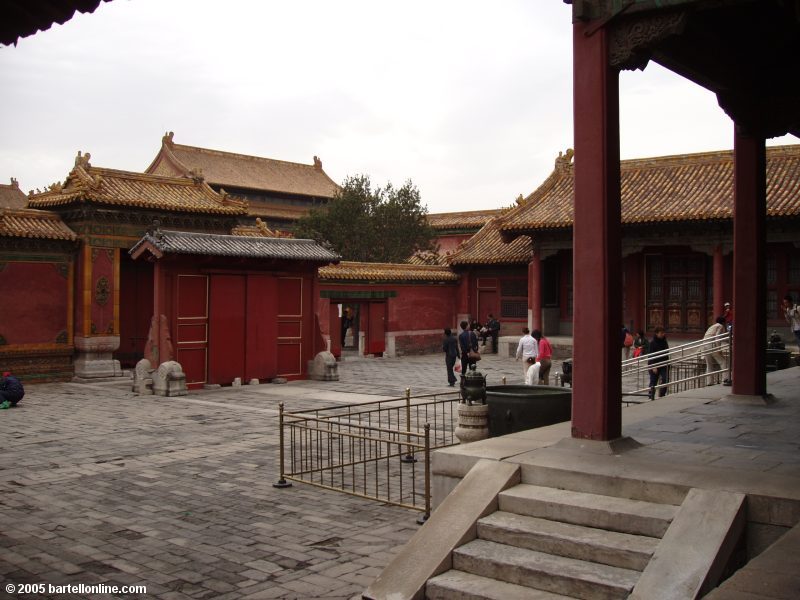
(0, 352, 539, 600)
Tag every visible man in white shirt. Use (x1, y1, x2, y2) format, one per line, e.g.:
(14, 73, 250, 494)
(783, 294, 800, 347)
(703, 317, 728, 385)
(515, 327, 538, 378)
(524, 358, 541, 386)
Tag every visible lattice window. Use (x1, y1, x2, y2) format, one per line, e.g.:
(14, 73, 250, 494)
(501, 300, 528, 319)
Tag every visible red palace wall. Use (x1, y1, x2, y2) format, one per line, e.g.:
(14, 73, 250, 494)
(0, 259, 74, 381)
(319, 282, 458, 356)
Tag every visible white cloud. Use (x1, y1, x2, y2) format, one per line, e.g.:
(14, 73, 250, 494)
(1, 1, 796, 211)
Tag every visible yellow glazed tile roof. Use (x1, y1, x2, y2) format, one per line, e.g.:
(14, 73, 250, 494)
(319, 261, 459, 282)
(147, 132, 340, 199)
(500, 144, 800, 234)
(447, 216, 532, 266)
(427, 209, 504, 230)
(0, 208, 77, 241)
(246, 202, 312, 220)
(0, 178, 28, 209)
(27, 153, 247, 215)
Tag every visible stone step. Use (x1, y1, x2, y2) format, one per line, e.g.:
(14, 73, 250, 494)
(478, 511, 658, 571)
(499, 484, 677, 537)
(453, 539, 640, 600)
(426, 569, 573, 600)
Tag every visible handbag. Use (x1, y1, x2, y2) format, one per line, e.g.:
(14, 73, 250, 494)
(468, 349, 481, 362)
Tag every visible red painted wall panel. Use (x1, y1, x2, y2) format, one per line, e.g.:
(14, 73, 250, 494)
(90, 248, 115, 335)
(0, 262, 69, 344)
(209, 274, 246, 384)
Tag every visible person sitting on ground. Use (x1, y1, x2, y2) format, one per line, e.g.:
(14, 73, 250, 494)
(0, 371, 24, 409)
(485, 313, 501, 354)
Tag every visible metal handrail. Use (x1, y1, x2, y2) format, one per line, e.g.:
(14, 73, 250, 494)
(621, 331, 731, 402)
(275, 389, 461, 522)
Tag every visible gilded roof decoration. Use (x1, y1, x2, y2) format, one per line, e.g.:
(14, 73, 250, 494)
(0, 208, 77, 241)
(447, 217, 532, 266)
(500, 144, 800, 234)
(0, 177, 28, 209)
(427, 209, 504, 230)
(146, 132, 340, 198)
(231, 218, 294, 238)
(319, 261, 459, 282)
(27, 155, 248, 215)
(130, 229, 339, 262)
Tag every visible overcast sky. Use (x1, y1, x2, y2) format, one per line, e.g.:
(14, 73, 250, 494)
(1, 0, 796, 214)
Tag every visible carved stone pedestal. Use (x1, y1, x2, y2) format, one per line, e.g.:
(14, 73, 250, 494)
(454, 403, 489, 444)
(308, 351, 339, 381)
(73, 335, 122, 381)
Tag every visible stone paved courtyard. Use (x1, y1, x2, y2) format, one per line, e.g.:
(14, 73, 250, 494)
(0, 352, 533, 599)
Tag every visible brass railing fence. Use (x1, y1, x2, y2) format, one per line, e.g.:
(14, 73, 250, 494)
(274, 389, 461, 521)
(621, 331, 732, 403)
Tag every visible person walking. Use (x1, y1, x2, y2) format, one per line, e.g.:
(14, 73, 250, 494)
(485, 314, 501, 354)
(515, 327, 538, 379)
(458, 320, 479, 375)
(703, 317, 728, 385)
(648, 327, 669, 400)
(783, 294, 800, 348)
(442, 328, 460, 387)
(532, 329, 552, 385)
(722, 302, 734, 331)
(633, 330, 649, 358)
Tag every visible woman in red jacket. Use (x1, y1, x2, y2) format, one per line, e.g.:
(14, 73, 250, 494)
(532, 330, 552, 385)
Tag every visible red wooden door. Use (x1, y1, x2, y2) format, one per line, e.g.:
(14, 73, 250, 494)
(367, 302, 386, 355)
(245, 274, 278, 381)
(208, 274, 246, 384)
(277, 277, 303, 377)
(175, 274, 209, 387)
(477, 289, 498, 324)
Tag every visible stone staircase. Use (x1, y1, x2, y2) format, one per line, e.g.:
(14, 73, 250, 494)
(426, 483, 679, 599)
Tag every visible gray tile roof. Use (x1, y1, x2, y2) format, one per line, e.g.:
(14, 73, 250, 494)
(130, 229, 340, 262)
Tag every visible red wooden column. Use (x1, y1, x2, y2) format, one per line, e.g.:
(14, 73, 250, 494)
(571, 21, 623, 440)
(528, 250, 542, 331)
(732, 129, 767, 396)
(713, 244, 725, 317)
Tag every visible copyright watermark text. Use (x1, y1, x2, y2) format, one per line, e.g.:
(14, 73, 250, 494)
(6, 583, 147, 595)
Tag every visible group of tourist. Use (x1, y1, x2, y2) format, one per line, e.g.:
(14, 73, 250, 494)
(442, 293, 800, 395)
(441, 318, 553, 388)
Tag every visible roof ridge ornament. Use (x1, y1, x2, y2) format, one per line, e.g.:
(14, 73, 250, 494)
(313, 156, 322, 170)
(74, 151, 91, 169)
(255, 217, 275, 237)
(163, 131, 175, 147)
(555, 148, 574, 173)
(188, 167, 204, 183)
(10, 177, 19, 189)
